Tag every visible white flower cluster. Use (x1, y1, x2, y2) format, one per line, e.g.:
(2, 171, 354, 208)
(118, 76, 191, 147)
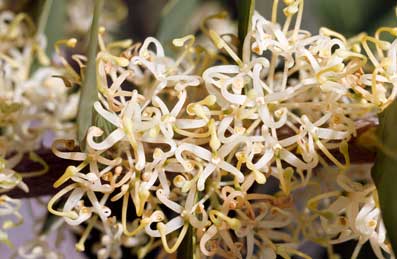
(0, 195, 22, 247)
(302, 164, 391, 259)
(0, 10, 78, 190)
(47, 0, 396, 258)
(17, 235, 64, 259)
(0, 10, 78, 246)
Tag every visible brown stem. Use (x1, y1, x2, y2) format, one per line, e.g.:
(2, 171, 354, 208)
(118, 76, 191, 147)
(6, 148, 77, 198)
(6, 119, 377, 198)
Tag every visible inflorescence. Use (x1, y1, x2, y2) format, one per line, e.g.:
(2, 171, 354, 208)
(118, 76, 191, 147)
(48, 1, 397, 258)
(1, 0, 397, 258)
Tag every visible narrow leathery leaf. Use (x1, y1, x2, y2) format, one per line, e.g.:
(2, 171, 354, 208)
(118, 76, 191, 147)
(30, 0, 55, 73)
(43, 0, 66, 56)
(157, 0, 199, 55)
(237, 0, 255, 57)
(177, 225, 195, 259)
(77, 0, 104, 148)
(371, 99, 397, 256)
(36, 0, 53, 36)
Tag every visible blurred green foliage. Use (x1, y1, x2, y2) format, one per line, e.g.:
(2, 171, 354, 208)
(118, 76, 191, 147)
(42, 0, 65, 56)
(372, 101, 397, 258)
(314, 0, 395, 36)
(157, 0, 199, 55)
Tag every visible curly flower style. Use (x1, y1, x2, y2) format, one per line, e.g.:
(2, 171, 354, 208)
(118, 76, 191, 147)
(49, 0, 397, 258)
(0, 0, 138, 255)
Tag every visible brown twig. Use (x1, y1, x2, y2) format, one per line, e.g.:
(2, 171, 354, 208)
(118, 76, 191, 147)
(6, 119, 378, 198)
(6, 148, 77, 198)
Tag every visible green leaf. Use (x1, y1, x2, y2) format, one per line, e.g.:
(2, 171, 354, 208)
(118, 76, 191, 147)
(42, 0, 66, 56)
(371, 99, 397, 256)
(36, 0, 53, 36)
(237, 0, 255, 57)
(157, 0, 199, 55)
(314, 0, 396, 36)
(77, 0, 104, 148)
(30, 0, 65, 73)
